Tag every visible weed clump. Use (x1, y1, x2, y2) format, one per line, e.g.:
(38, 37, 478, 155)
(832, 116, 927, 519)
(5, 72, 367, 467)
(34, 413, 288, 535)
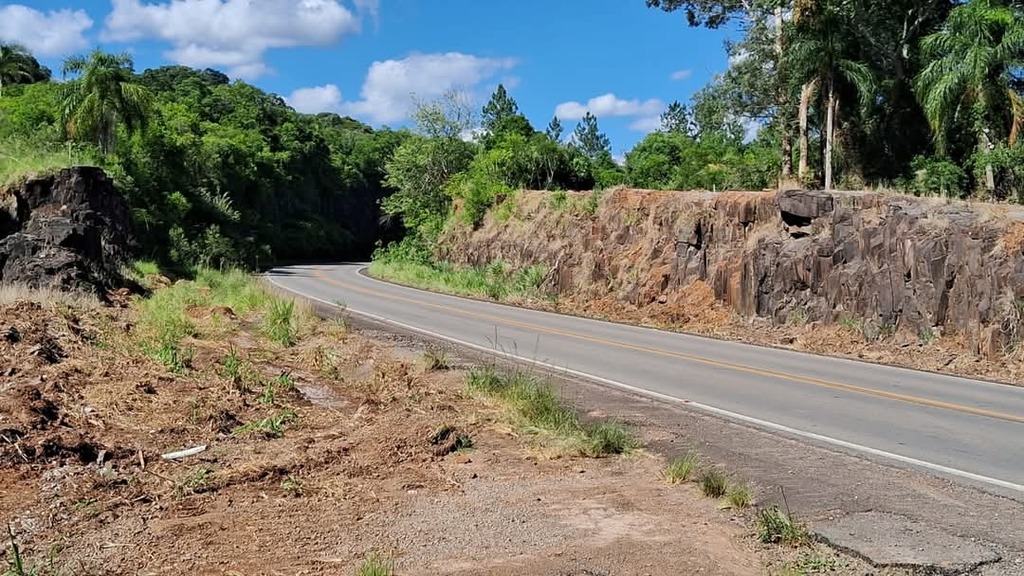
(699, 469, 729, 498)
(757, 505, 809, 545)
(664, 453, 698, 484)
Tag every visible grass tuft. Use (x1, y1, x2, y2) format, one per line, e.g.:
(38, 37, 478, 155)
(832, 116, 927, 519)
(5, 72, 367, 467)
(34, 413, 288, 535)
(232, 409, 297, 439)
(725, 483, 753, 509)
(262, 299, 296, 347)
(356, 551, 394, 576)
(422, 347, 451, 371)
(466, 364, 637, 457)
(757, 505, 809, 546)
(699, 469, 729, 498)
(664, 453, 698, 484)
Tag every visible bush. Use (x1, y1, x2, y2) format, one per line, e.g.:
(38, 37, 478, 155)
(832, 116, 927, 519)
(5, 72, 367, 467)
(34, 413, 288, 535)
(909, 155, 967, 198)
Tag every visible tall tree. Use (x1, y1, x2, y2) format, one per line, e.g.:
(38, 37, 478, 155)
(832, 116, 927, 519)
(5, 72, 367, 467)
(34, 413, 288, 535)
(571, 112, 612, 161)
(915, 0, 1024, 191)
(480, 83, 533, 147)
(59, 50, 154, 155)
(545, 115, 563, 142)
(785, 0, 876, 190)
(660, 100, 694, 135)
(0, 43, 34, 97)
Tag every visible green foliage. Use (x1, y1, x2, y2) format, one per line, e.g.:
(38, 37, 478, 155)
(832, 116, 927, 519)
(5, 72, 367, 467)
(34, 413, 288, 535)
(664, 453, 698, 483)
(356, 552, 395, 576)
(757, 505, 810, 546)
(465, 364, 638, 456)
(369, 259, 549, 302)
(908, 155, 967, 197)
(232, 409, 297, 439)
(0, 137, 101, 187)
(571, 111, 611, 161)
(626, 131, 778, 191)
(725, 483, 753, 509)
(699, 469, 729, 497)
(262, 299, 297, 347)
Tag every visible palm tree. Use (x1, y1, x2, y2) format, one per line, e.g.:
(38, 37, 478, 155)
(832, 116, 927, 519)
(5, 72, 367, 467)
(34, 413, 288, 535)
(915, 0, 1024, 192)
(59, 49, 153, 155)
(0, 43, 34, 97)
(785, 0, 876, 191)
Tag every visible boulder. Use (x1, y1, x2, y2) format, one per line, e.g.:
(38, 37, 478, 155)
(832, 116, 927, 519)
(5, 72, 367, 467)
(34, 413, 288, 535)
(0, 167, 132, 297)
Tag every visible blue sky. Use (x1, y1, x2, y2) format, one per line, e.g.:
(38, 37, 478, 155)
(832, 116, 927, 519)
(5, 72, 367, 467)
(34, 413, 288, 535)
(1, 0, 740, 154)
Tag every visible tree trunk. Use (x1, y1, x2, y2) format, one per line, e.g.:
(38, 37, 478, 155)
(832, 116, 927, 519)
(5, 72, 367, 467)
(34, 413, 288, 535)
(775, 6, 794, 179)
(979, 131, 995, 192)
(825, 80, 835, 192)
(798, 80, 816, 183)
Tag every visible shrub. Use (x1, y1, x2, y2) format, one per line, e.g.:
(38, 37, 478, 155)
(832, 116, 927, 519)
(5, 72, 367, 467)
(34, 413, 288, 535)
(699, 469, 728, 498)
(757, 505, 809, 545)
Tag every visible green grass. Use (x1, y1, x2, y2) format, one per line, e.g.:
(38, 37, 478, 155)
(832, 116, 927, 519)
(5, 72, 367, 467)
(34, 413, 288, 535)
(466, 364, 638, 457)
(231, 409, 297, 439)
(356, 552, 394, 576)
(725, 483, 753, 509)
(0, 138, 101, 189)
(699, 469, 729, 498)
(422, 347, 451, 371)
(369, 259, 549, 302)
(779, 551, 848, 575)
(664, 453, 698, 484)
(134, 266, 302, 371)
(757, 505, 809, 546)
(262, 299, 297, 347)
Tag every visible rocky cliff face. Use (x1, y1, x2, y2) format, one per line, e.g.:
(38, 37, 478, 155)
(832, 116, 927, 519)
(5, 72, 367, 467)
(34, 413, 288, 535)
(0, 167, 132, 296)
(439, 188, 1024, 358)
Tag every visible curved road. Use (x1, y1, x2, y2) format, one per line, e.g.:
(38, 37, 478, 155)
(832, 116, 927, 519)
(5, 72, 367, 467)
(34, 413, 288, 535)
(267, 263, 1024, 498)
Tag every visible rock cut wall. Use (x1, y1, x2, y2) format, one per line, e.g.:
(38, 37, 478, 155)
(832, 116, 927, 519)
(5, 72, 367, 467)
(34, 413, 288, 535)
(438, 188, 1024, 354)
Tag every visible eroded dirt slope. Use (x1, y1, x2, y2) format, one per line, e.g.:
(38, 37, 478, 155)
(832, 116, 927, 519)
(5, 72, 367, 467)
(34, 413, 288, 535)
(0, 287, 851, 575)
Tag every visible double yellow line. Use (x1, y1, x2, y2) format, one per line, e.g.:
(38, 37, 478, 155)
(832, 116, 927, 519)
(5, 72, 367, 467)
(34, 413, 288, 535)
(312, 269, 1024, 426)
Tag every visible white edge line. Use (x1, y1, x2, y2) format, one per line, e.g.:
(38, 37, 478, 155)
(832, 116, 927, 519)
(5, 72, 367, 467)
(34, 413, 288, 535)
(265, 273, 1024, 497)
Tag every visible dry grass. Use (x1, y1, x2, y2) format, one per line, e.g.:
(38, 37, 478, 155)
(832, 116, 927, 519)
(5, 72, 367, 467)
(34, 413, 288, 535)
(0, 283, 102, 308)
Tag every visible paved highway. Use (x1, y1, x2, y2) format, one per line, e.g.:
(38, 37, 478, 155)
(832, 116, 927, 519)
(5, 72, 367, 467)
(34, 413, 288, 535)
(267, 263, 1024, 498)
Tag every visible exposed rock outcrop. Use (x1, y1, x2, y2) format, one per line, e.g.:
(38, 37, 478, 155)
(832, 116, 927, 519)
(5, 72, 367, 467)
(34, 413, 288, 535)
(0, 167, 132, 296)
(438, 188, 1024, 357)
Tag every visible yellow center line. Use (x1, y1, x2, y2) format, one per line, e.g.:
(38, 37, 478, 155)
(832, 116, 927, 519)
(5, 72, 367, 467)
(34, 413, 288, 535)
(310, 269, 1024, 426)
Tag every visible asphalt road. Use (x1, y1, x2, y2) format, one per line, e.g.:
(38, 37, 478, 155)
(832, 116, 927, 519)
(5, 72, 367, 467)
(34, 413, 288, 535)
(267, 263, 1024, 498)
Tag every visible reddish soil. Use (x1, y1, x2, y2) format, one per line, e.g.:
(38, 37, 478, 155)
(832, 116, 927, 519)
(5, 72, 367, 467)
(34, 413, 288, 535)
(0, 292, 858, 575)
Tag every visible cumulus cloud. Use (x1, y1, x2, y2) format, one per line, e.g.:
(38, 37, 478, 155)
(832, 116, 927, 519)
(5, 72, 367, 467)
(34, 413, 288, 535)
(101, 0, 362, 79)
(338, 52, 518, 124)
(555, 93, 664, 120)
(0, 5, 93, 57)
(286, 84, 344, 114)
(670, 69, 693, 81)
(628, 116, 663, 133)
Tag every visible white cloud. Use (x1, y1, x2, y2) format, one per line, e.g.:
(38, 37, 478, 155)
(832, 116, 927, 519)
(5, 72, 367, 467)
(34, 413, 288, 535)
(338, 52, 518, 124)
(101, 0, 362, 79)
(670, 69, 692, 81)
(0, 5, 93, 57)
(628, 116, 663, 133)
(353, 0, 379, 26)
(555, 93, 664, 120)
(286, 84, 343, 114)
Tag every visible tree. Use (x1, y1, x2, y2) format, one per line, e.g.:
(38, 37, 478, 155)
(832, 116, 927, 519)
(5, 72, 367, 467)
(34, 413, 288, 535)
(482, 84, 518, 132)
(785, 0, 876, 190)
(59, 49, 154, 154)
(660, 100, 694, 135)
(915, 0, 1024, 192)
(545, 115, 564, 142)
(0, 43, 35, 97)
(572, 112, 612, 161)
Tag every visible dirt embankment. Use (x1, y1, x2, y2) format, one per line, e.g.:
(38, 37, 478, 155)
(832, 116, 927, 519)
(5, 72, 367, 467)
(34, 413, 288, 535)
(0, 286, 862, 575)
(438, 188, 1024, 383)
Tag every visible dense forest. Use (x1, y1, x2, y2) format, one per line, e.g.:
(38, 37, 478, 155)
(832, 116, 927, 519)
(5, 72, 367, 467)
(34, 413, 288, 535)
(0, 0, 1022, 270)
